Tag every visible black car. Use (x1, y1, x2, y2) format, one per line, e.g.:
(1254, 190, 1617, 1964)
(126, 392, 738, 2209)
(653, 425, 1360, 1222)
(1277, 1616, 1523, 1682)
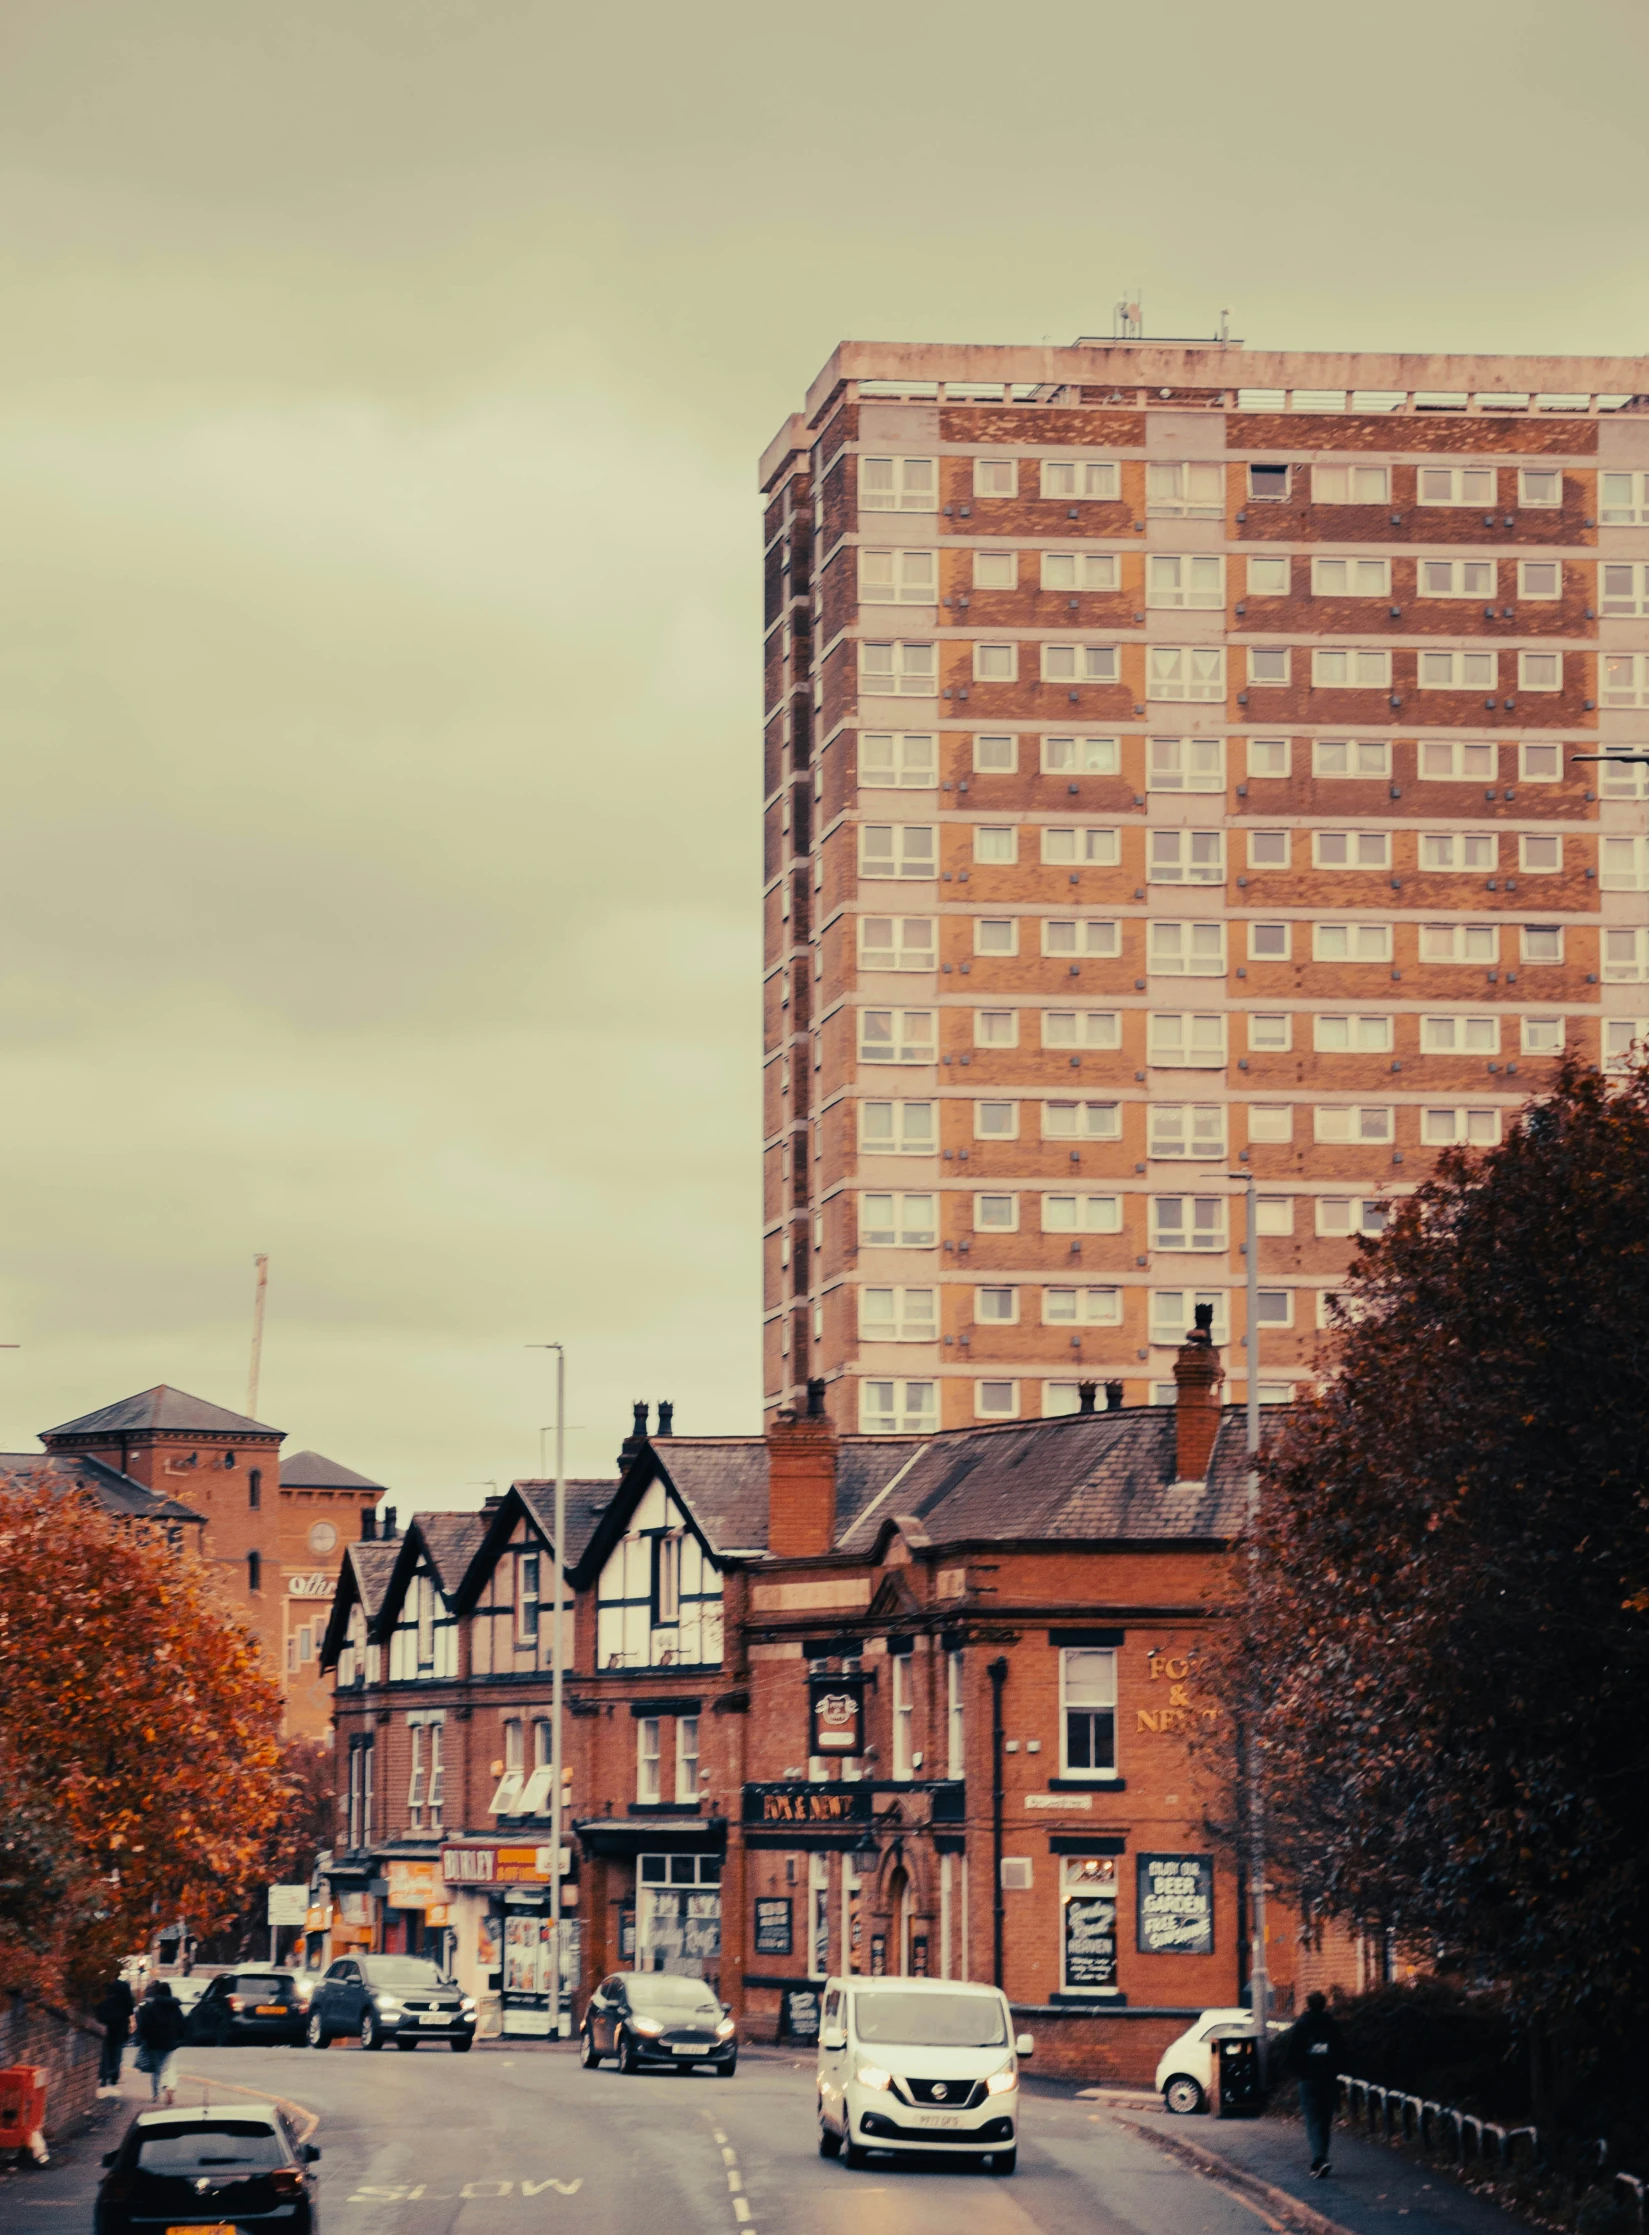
(581, 1971, 737, 2075)
(95, 2107, 320, 2235)
(188, 1970, 307, 2046)
(306, 1955, 476, 2051)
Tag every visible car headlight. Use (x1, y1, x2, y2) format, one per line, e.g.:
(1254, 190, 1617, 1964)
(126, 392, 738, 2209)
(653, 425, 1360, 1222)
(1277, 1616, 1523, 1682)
(715, 2018, 736, 2039)
(986, 2060, 1018, 2096)
(630, 2016, 665, 2037)
(374, 1995, 401, 2012)
(854, 2063, 892, 2091)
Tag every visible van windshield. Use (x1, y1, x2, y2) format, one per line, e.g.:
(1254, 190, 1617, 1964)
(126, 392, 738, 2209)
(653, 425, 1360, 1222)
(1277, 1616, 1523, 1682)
(852, 1991, 1007, 2048)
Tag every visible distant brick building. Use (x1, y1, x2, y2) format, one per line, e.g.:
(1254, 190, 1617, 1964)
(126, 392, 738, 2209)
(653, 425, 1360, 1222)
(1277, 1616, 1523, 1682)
(760, 336, 1649, 1431)
(322, 1343, 1362, 2082)
(34, 1386, 384, 1739)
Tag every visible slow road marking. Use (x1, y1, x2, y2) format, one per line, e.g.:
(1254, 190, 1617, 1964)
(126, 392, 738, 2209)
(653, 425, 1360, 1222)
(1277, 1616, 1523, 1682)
(347, 2181, 584, 2201)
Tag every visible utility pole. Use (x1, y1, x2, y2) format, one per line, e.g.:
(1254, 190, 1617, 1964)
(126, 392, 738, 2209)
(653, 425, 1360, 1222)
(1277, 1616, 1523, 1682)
(1228, 1171, 1271, 2068)
(247, 1255, 269, 1420)
(528, 1345, 568, 2036)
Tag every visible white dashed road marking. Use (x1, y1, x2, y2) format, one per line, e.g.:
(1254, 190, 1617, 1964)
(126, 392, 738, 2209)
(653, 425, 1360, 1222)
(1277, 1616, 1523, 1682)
(705, 2118, 754, 2235)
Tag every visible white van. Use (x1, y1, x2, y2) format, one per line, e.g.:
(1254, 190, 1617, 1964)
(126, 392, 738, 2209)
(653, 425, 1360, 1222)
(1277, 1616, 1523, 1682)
(815, 1975, 1032, 2174)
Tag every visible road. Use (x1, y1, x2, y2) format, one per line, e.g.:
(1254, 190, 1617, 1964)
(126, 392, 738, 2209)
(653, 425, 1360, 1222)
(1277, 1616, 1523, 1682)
(6, 2040, 1276, 2235)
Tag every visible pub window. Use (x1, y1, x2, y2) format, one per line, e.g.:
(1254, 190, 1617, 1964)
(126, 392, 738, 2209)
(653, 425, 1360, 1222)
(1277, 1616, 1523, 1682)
(1060, 1647, 1117, 1777)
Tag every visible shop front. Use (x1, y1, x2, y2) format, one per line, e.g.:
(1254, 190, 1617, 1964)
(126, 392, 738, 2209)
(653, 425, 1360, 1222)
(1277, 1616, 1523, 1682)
(383, 1858, 454, 1970)
(439, 1840, 580, 2036)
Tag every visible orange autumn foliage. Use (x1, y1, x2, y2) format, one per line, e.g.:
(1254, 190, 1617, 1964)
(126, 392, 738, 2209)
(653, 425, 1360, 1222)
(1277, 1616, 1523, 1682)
(0, 1484, 286, 2001)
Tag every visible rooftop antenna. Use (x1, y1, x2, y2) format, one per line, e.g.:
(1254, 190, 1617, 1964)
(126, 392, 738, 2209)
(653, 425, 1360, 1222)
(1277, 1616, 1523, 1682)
(247, 1254, 269, 1421)
(1113, 294, 1143, 341)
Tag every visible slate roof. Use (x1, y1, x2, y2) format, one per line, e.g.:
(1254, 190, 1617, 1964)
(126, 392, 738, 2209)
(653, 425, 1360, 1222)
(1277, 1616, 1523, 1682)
(43, 1386, 282, 1441)
(633, 1410, 1254, 1560)
(410, 1512, 489, 1595)
(342, 1539, 401, 1621)
(0, 1450, 206, 1527)
(514, 1480, 614, 1571)
(280, 1449, 387, 1492)
(835, 1406, 1254, 1552)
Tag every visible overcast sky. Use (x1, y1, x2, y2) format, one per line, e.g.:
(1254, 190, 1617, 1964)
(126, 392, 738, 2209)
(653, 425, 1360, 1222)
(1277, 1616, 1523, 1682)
(1, 0, 1645, 1506)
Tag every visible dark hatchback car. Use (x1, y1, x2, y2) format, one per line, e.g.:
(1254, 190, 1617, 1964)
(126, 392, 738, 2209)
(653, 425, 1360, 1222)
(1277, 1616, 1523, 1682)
(306, 1955, 476, 2051)
(188, 1970, 307, 2047)
(581, 1971, 737, 2075)
(95, 2108, 320, 2235)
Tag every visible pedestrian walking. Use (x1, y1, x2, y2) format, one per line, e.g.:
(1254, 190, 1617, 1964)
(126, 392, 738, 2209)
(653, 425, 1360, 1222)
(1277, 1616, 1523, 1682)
(133, 1979, 185, 2106)
(1282, 1990, 1346, 2177)
(93, 1974, 135, 2091)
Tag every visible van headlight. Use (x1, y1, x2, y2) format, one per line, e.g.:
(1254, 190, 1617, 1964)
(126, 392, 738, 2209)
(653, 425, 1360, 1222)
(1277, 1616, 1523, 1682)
(854, 2063, 892, 2091)
(460, 1998, 476, 2014)
(986, 2060, 1018, 2096)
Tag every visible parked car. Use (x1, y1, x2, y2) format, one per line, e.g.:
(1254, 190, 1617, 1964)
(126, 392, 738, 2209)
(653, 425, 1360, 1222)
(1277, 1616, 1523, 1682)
(581, 1972, 737, 2075)
(1155, 2008, 1286, 2113)
(816, 1976, 1030, 2174)
(188, 1970, 307, 2046)
(306, 1955, 476, 2051)
(95, 2107, 319, 2235)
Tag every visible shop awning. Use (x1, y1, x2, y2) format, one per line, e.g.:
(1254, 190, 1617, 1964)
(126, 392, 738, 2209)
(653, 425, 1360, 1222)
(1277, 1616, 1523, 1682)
(574, 1815, 727, 1859)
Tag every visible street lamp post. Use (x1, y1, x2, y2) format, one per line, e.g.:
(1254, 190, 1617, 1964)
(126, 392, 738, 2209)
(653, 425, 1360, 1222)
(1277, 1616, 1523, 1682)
(527, 1345, 568, 2038)
(1228, 1170, 1271, 2067)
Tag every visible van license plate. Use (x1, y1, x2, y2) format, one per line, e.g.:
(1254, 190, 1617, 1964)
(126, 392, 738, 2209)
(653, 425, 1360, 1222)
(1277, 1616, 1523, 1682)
(915, 2113, 962, 2128)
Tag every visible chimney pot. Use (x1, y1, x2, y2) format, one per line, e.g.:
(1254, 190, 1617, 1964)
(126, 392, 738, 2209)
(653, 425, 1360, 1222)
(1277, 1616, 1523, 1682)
(632, 1400, 649, 1438)
(656, 1400, 675, 1437)
(1104, 1381, 1124, 1411)
(382, 1504, 397, 1540)
(360, 1508, 377, 1541)
(1077, 1381, 1097, 1414)
(806, 1377, 827, 1419)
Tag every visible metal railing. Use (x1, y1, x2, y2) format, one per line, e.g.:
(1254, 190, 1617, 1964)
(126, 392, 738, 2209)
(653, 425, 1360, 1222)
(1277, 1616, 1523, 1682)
(1337, 2075, 1646, 2230)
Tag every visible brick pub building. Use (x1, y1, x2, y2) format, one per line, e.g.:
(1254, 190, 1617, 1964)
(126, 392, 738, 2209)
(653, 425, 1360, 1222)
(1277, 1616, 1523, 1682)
(322, 1346, 1356, 2081)
(761, 338, 1649, 1432)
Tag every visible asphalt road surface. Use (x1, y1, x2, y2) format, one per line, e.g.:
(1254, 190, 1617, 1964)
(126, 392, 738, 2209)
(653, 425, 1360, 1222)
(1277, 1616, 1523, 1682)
(7, 2040, 1275, 2235)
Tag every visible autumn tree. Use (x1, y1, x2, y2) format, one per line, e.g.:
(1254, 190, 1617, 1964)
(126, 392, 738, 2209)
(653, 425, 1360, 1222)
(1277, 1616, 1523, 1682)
(198, 1737, 337, 1963)
(1211, 1057, 1649, 2103)
(0, 1483, 287, 2002)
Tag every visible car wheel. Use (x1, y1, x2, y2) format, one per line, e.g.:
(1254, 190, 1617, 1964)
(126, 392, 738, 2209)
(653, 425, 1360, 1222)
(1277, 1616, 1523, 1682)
(450, 2038, 472, 2053)
(360, 2011, 383, 2051)
(818, 2122, 841, 2159)
(1164, 2075, 1205, 2116)
(715, 2055, 737, 2079)
(395, 2037, 419, 2051)
(990, 2148, 1018, 2176)
(842, 2139, 868, 2169)
(580, 2029, 603, 2069)
(618, 2029, 640, 2074)
(306, 2012, 329, 2050)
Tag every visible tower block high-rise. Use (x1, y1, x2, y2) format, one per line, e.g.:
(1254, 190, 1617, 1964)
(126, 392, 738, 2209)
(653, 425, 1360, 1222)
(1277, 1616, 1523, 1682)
(760, 339, 1649, 1432)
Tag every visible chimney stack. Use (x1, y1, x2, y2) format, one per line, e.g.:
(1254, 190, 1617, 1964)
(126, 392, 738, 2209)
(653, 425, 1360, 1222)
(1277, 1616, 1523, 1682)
(382, 1504, 398, 1540)
(360, 1507, 377, 1542)
(767, 1383, 838, 1557)
(618, 1400, 650, 1472)
(656, 1400, 675, 1437)
(1077, 1381, 1097, 1414)
(1104, 1381, 1124, 1412)
(1172, 1303, 1225, 1483)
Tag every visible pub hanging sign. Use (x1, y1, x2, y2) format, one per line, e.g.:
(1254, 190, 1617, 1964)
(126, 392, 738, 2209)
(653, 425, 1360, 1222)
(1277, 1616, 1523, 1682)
(809, 1674, 865, 1758)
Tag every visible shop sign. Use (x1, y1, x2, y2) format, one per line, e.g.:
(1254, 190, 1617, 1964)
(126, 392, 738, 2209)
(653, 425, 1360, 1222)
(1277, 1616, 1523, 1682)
(778, 1984, 821, 2043)
(1136, 1852, 1214, 1955)
(442, 1844, 565, 1886)
(809, 1675, 864, 1757)
(387, 1860, 445, 1910)
(753, 1898, 792, 1956)
(1064, 1891, 1118, 1991)
(288, 1574, 334, 1599)
(743, 1781, 872, 1826)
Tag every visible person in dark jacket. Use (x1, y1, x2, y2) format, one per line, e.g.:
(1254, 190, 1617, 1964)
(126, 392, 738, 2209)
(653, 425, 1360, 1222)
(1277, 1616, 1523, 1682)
(94, 1975, 135, 2089)
(134, 1980, 185, 2105)
(1283, 1991, 1346, 2176)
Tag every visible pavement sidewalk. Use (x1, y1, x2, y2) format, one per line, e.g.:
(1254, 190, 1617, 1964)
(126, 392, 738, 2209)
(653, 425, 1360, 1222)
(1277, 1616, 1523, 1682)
(1118, 2102, 1532, 2235)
